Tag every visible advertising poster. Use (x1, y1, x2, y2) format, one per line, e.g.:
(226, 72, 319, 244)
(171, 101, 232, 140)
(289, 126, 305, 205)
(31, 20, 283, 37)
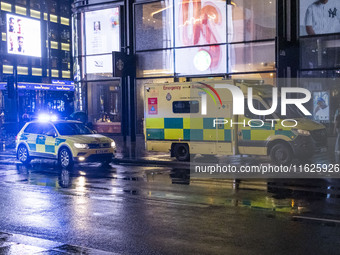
(300, 0, 340, 36)
(85, 7, 120, 55)
(174, 0, 226, 75)
(7, 14, 41, 57)
(313, 91, 330, 121)
(175, 45, 226, 75)
(86, 55, 113, 74)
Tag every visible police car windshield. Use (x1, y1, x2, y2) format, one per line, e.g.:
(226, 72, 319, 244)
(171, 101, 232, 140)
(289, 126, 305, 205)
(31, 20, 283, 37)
(54, 122, 93, 135)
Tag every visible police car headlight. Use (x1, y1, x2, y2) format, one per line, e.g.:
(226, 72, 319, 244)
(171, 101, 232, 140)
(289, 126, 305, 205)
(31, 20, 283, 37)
(74, 143, 89, 149)
(293, 129, 311, 136)
(111, 141, 116, 148)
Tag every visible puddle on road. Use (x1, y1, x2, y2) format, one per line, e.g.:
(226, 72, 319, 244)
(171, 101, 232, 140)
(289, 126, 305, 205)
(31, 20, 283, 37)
(7, 163, 340, 217)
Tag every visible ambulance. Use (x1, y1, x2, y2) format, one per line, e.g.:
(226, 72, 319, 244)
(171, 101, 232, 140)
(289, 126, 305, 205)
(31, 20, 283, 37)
(144, 80, 327, 164)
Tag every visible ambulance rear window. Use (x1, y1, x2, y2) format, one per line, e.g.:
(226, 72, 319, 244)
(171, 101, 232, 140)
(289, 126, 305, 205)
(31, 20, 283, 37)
(173, 101, 199, 114)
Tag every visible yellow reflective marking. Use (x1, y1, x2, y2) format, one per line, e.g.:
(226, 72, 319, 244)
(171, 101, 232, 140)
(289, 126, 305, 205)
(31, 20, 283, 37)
(183, 118, 190, 129)
(164, 129, 183, 140)
(146, 118, 164, 129)
(203, 130, 224, 141)
(190, 118, 203, 129)
(36, 144, 45, 153)
(251, 130, 275, 141)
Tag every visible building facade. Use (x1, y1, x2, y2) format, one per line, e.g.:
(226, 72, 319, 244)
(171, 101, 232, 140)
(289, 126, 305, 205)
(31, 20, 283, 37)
(0, 0, 73, 126)
(72, 0, 340, 137)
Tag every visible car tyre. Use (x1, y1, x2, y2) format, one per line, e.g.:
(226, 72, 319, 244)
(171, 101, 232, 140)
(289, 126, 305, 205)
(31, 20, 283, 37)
(58, 148, 74, 169)
(270, 143, 293, 165)
(174, 144, 190, 161)
(17, 144, 31, 164)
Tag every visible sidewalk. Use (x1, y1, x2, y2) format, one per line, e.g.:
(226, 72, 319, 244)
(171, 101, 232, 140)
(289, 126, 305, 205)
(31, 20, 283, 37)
(0, 231, 116, 254)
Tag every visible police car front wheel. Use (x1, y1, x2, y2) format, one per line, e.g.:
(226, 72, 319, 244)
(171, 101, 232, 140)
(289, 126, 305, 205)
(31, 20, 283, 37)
(17, 145, 31, 164)
(58, 148, 74, 169)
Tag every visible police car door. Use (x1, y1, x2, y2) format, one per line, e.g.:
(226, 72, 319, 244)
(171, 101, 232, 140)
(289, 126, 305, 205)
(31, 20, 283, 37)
(42, 124, 57, 156)
(25, 123, 40, 153)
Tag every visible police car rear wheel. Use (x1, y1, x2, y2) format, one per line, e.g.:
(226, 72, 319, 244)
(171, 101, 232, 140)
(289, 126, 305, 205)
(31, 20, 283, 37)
(270, 143, 293, 165)
(58, 148, 73, 169)
(174, 144, 190, 161)
(18, 145, 30, 164)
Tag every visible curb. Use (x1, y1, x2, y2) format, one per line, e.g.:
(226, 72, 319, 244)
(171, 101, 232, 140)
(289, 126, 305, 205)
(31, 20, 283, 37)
(112, 157, 190, 168)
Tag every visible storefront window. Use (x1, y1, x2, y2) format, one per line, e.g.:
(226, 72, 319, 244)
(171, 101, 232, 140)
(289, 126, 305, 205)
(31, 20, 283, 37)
(74, 81, 85, 112)
(229, 41, 276, 73)
(297, 77, 340, 126)
(229, 0, 276, 42)
(18, 90, 74, 122)
(300, 0, 340, 36)
(136, 49, 173, 77)
(48, 0, 57, 14)
(30, 0, 40, 10)
(87, 81, 121, 133)
(175, 0, 226, 47)
(300, 35, 340, 70)
(175, 45, 226, 76)
(135, 1, 173, 51)
(231, 72, 276, 85)
(15, 0, 26, 6)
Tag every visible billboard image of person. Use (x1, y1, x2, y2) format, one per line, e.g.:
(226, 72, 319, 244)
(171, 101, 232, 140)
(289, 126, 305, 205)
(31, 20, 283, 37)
(8, 17, 15, 33)
(17, 36, 24, 53)
(94, 21, 101, 31)
(302, 0, 340, 35)
(17, 19, 22, 34)
(6, 14, 41, 57)
(313, 91, 330, 121)
(8, 34, 14, 52)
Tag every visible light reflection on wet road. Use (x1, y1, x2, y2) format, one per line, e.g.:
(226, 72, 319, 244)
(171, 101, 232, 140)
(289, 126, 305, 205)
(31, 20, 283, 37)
(0, 157, 339, 254)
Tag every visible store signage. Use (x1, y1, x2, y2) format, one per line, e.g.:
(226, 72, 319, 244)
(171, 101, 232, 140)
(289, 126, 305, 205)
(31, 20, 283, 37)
(0, 82, 74, 91)
(7, 14, 41, 57)
(87, 54, 113, 74)
(52, 80, 74, 85)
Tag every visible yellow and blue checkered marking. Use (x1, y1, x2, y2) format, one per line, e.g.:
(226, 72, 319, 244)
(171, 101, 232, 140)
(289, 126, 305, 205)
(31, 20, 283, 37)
(146, 118, 296, 142)
(25, 136, 66, 154)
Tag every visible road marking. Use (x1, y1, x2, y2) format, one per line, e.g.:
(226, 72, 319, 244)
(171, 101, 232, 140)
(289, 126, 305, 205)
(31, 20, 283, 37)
(293, 216, 340, 224)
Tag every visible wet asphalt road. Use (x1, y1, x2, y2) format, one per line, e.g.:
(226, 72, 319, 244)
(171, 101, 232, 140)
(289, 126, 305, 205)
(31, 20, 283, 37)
(0, 155, 339, 254)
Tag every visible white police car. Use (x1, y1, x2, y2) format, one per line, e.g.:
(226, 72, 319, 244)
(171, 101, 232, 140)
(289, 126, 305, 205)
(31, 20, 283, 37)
(16, 119, 116, 168)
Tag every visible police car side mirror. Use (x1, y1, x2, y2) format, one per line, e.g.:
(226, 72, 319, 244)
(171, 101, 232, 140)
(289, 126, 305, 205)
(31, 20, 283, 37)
(46, 130, 57, 138)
